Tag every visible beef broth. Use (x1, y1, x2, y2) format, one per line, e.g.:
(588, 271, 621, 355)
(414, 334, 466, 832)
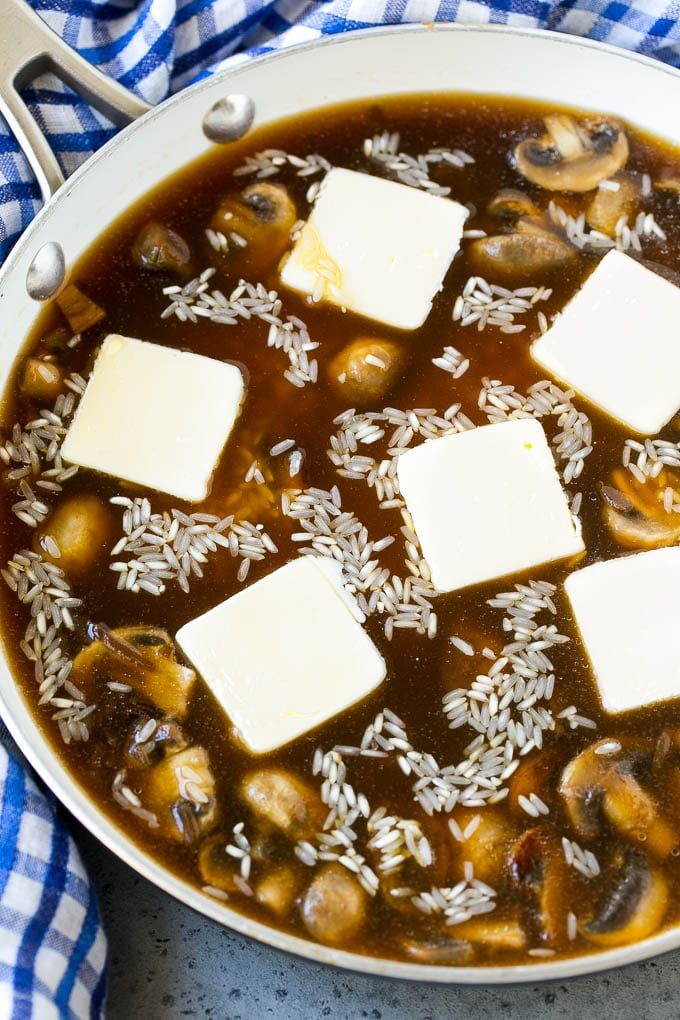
(2, 94, 680, 965)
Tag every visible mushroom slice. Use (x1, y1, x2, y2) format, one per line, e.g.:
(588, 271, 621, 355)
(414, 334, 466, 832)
(255, 866, 304, 919)
(301, 863, 367, 946)
(71, 624, 195, 719)
(515, 115, 629, 192)
(131, 223, 191, 272)
(601, 467, 680, 550)
(487, 188, 541, 221)
(218, 426, 307, 521)
(580, 848, 668, 947)
(507, 749, 560, 819)
(34, 494, 115, 580)
(138, 745, 217, 843)
(453, 918, 527, 952)
(328, 337, 407, 404)
(209, 182, 297, 269)
(508, 824, 572, 945)
(559, 738, 679, 859)
(240, 768, 324, 841)
(20, 356, 64, 403)
(198, 833, 244, 895)
(468, 231, 576, 279)
(452, 807, 519, 885)
(400, 933, 474, 965)
(586, 174, 639, 236)
(125, 714, 189, 769)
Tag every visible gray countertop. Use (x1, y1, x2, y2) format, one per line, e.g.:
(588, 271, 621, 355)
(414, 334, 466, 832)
(75, 826, 680, 1020)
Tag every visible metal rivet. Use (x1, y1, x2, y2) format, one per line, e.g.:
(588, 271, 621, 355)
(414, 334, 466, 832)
(202, 94, 255, 143)
(26, 241, 66, 301)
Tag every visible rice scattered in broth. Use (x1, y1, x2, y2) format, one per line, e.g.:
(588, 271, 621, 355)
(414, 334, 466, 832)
(2, 95, 680, 966)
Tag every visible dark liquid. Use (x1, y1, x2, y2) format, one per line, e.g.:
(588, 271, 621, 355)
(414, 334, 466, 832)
(2, 95, 680, 965)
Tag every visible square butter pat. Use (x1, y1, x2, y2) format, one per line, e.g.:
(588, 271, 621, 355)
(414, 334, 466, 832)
(531, 250, 680, 434)
(397, 419, 584, 593)
(280, 167, 468, 330)
(565, 547, 680, 713)
(61, 334, 244, 501)
(176, 557, 386, 754)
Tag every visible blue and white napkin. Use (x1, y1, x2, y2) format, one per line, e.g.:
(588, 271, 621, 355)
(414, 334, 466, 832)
(2, 1, 680, 1016)
(0, 723, 107, 1019)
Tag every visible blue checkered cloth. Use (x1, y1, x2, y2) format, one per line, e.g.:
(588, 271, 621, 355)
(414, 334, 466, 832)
(0, 723, 107, 1019)
(1, 1, 680, 1015)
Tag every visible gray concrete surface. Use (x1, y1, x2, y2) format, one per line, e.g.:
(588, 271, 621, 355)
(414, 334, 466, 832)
(75, 827, 680, 1020)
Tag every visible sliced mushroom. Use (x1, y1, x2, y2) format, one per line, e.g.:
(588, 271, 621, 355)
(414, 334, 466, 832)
(468, 230, 576, 279)
(131, 223, 191, 272)
(604, 506, 680, 550)
(400, 933, 473, 965)
(580, 847, 668, 947)
(255, 866, 304, 919)
(515, 115, 629, 192)
(328, 338, 406, 404)
(137, 745, 217, 843)
(487, 188, 542, 221)
(198, 833, 244, 894)
(124, 714, 189, 769)
(240, 768, 324, 842)
(248, 831, 290, 866)
(20, 356, 64, 403)
(301, 863, 367, 946)
(559, 738, 679, 859)
(586, 174, 639, 236)
(453, 918, 527, 951)
(71, 624, 196, 719)
(34, 494, 115, 580)
(508, 824, 572, 945)
(209, 182, 297, 269)
(507, 749, 560, 818)
(452, 807, 519, 885)
(218, 426, 307, 521)
(601, 467, 680, 550)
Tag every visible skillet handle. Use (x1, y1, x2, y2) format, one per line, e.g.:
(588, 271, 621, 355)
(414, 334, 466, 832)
(0, 0, 151, 203)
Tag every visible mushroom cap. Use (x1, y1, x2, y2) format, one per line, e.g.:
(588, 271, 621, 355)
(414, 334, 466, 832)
(301, 863, 367, 946)
(399, 933, 474, 965)
(131, 222, 191, 271)
(581, 847, 668, 948)
(586, 173, 639, 235)
(515, 115, 629, 192)
(241, 181, 297, 228)
(71, 624, 195, 720)
(469, 229, 576, 279)
(487, 188, 542, 221)
(601, 468, 680, 551)
(508, 823, 572, 945)
(559, 737, 679, 859)
(239, 767, 324, 841)
(327, 337, 407, 404)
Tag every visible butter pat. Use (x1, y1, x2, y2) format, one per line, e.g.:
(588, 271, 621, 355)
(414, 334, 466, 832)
(397, 419, 584, 593)
(176, 557, 386, 754)
(61, 334, 244, 501)
(280, 167, 468, 330)
(531, 250, 680, 434)
(565, 547, 680, 713)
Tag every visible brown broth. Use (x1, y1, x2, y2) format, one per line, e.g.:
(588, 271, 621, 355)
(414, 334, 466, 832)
(3, 94, 680, 966)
